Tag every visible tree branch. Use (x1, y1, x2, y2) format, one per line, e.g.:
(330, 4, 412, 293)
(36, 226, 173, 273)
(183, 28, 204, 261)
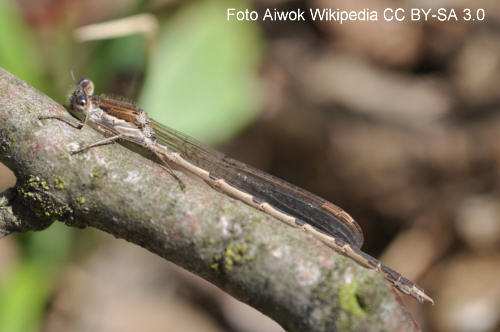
(0, 68, 419, 331)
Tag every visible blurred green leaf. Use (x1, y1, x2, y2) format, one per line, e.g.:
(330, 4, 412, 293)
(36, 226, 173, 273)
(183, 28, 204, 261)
(140, 0, 263, 145)
(0, 223, 75, 332)
(0, 0, 44, 91)
(0, 263, 51, 332)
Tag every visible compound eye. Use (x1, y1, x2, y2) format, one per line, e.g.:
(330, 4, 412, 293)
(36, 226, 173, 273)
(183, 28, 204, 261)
(77, 97, 87, 106)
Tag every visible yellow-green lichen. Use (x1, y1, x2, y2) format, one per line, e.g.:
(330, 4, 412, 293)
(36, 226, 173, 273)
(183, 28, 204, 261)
(76, 196, 86, 204)
(338, 281, 366, 318)
(26, 174, 50, 191)
(211, 242, 254, 274)
(223, 242, 253, 271)
(19, 174, 72, 219)
(26, 174, 48, 191)
(91, 169, 102, 186)
(210, 260, 221, 273)
(54, 176, 65, 190)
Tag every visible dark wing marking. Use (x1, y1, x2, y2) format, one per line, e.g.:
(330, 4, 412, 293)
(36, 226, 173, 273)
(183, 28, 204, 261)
(91, 96, 143, 124)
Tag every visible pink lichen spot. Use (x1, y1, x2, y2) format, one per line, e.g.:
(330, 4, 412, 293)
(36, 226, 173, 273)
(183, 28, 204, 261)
(320, 254, 335, 268)
(31, 142, 41, 154)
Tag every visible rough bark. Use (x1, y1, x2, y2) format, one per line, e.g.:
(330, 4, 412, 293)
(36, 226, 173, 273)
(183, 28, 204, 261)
(0, 68, 419, 332)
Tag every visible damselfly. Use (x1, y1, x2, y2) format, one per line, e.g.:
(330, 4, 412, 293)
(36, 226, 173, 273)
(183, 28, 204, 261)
(40, 78, 434, 304)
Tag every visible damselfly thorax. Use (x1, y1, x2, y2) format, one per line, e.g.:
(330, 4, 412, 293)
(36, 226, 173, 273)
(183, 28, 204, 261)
(39, 78, 434, 304)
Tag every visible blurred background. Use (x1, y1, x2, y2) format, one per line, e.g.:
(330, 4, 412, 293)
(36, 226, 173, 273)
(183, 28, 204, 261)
(1, 0, 499, 331)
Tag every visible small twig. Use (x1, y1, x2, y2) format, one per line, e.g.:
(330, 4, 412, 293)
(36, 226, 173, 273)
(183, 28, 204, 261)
(0, 68, 419, 332)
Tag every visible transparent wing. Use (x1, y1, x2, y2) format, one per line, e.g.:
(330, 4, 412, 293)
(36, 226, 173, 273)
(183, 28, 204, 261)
(151, 119, 364, 248)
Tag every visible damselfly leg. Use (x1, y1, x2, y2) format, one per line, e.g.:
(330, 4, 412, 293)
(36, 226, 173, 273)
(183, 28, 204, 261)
(70, 135, 121, 155)
(150, 149, 186, 190)
(40, 114, 186, 190)
(39, 115, 84, 129)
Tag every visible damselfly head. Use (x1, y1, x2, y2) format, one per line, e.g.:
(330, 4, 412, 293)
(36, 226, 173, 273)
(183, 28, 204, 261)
(69, 78, 94, 116)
